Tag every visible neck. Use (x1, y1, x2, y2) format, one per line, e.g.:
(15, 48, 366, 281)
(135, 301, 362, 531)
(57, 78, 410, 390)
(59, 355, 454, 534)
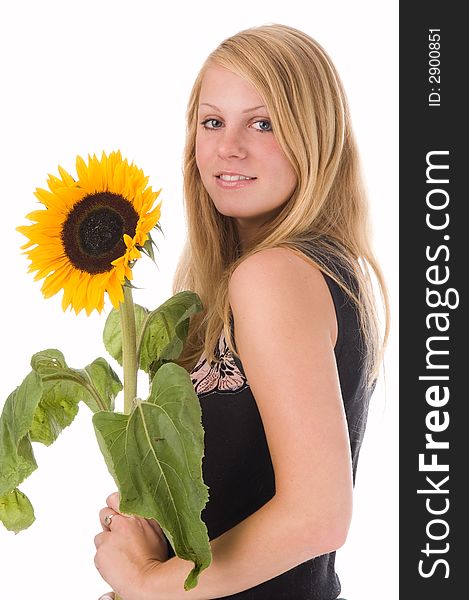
(234, 217, 265, 253)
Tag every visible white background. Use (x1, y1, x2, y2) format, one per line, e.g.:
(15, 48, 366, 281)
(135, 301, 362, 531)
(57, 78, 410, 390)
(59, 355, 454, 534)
(0, 1, 398, 598)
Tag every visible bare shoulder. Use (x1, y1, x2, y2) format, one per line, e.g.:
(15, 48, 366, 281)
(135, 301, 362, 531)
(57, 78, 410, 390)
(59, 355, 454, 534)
(230, 246, 329, 293)
(228, 247, 337, 345)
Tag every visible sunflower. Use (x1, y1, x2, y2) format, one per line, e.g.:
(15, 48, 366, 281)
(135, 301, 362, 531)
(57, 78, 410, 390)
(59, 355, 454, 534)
(17, 150, 161, 315)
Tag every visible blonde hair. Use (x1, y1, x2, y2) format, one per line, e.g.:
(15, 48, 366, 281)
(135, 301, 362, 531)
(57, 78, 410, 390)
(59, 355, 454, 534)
(174, 23, 389, 385)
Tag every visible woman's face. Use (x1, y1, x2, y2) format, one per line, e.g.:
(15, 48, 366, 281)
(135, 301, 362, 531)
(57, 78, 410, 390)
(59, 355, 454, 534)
(195, 66, 297, 242)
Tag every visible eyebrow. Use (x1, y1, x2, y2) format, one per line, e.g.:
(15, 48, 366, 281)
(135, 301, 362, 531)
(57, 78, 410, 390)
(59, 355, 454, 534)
(199, 103, 267, 114)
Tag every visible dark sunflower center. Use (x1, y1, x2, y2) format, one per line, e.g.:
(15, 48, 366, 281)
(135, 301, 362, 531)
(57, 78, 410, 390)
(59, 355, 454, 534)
(79, 208, 123, 256)
(62, 191, 139, 274)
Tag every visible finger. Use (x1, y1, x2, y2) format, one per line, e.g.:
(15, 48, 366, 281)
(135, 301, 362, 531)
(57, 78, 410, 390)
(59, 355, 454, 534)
(94, 531, 109, 549)
(98, 594, 115, 600)
(106, 491, 120, 511)
(146, 518, 167, 542)
(99, 507, 117, 530)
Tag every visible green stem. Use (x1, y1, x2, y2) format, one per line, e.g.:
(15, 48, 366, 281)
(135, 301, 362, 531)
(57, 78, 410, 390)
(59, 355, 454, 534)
(115, 286, 138, 600)
(136, 311, 152, 369)
(120, 285, 138, 414)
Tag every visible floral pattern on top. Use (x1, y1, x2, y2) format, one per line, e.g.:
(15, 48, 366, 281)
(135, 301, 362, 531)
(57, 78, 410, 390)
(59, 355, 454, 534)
(191, 331, 248, 397)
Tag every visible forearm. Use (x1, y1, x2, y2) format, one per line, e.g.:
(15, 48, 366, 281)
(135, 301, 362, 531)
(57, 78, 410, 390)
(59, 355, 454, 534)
(143, 495, 341, 600)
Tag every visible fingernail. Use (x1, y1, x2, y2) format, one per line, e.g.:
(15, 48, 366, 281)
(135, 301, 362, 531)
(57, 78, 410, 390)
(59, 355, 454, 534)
(99, 596, 113, 600)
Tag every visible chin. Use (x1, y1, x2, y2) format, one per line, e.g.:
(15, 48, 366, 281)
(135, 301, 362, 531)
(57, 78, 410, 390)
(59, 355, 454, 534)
(211, 201, 257, 220)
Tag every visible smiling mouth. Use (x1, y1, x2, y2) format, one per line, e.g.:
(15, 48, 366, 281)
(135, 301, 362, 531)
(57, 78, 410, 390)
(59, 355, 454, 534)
(216, 174, 257, 182)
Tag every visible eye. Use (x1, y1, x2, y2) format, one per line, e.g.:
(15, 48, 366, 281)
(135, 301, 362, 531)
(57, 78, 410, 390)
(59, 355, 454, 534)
(201, 118, 223, 130)
(252, 119, 273, 132)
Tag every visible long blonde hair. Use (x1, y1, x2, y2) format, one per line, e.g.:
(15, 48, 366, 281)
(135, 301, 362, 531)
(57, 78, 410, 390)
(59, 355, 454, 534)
(173, 23, 389, 385)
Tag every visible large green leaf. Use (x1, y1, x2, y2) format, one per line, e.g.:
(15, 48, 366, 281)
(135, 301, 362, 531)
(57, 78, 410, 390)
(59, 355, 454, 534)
(0, 350, 122, 532)
(0, 371, 42, 496)
(93, 362, 211, 590)
(0, 488, 35, 533)
(103, 291, 203, 377)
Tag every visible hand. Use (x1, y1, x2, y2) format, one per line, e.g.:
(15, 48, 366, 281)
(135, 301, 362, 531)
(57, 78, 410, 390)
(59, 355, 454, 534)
(95, 492, 169, 600)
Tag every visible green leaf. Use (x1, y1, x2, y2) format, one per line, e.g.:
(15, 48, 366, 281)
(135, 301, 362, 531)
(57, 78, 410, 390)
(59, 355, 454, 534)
(30, 350, 121, 424)
(93, 362, 211, 590)
(0, 488, 35, 533)
(141, 291, 203, 378)
(103, 291, 203, 378)
(0, 371, 42, 496)
(29, 350, 81, 445)
(79, 358, 123, 413)
(0, 350, 122, 533)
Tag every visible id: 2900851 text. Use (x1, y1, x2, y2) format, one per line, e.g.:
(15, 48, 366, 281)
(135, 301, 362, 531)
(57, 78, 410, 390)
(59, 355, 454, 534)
(428, 29, 441, 107)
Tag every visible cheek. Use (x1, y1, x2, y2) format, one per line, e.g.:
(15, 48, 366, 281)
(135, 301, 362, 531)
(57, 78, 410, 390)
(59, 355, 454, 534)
(283, 160, 298, 189)
(195, 137, 213, 180)
(264, 145, 297, 187)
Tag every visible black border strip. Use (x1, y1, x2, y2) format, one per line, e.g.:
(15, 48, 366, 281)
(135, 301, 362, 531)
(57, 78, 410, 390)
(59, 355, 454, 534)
(400, 3, 466, 596)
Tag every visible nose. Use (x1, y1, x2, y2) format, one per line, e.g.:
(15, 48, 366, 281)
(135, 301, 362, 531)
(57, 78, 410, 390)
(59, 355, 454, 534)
(217, 127, 248, 160)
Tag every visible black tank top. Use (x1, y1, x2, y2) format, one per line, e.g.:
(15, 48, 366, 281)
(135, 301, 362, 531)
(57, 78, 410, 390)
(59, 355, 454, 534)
(187, 246, 372, 599)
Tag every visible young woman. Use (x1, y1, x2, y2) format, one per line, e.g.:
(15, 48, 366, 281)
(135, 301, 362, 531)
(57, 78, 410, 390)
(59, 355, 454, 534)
(94, 23, 389, 600)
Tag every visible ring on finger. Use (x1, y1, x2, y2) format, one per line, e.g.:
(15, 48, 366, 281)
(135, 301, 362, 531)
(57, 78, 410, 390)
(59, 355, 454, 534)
(104, 513, 116, 527)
